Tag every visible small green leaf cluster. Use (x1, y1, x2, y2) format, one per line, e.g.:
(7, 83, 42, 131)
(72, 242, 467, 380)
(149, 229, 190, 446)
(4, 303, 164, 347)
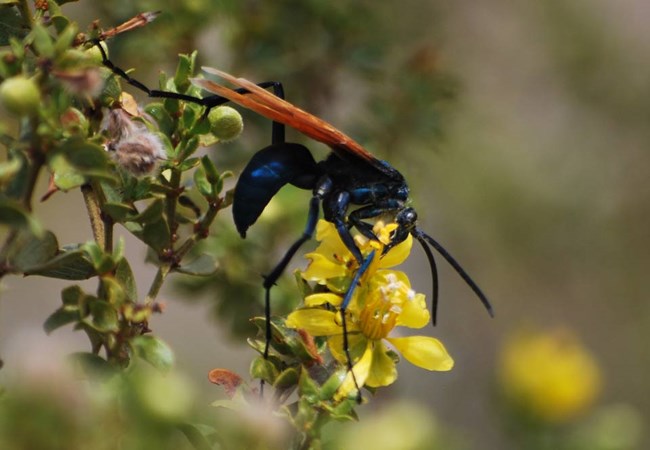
(0, 2, 237, 370)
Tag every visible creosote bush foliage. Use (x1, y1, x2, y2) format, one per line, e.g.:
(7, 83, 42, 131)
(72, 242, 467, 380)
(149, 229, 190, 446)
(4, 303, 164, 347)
(0, 3, 456, 449)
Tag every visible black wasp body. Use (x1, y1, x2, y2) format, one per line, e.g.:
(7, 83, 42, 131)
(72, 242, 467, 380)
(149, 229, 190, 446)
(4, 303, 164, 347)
(233, 143, 411, 264)
(194, 68, 493, 328)
(96, 44, 493, 391)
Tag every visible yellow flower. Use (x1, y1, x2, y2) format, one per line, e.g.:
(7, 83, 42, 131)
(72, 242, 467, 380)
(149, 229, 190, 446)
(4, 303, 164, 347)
(286, 220, 453, 398)
(498, 327, 602, 423)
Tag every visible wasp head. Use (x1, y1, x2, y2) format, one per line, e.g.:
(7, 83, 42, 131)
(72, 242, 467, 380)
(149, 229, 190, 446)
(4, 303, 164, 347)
(383, 207, 417, 254)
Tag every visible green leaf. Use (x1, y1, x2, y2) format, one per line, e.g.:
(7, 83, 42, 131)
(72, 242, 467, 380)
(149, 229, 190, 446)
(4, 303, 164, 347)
(61, 284, 85, 307)
(298, 368, 319, 401)
(49, 153, 86, 190)
(50, 15, 70, 35)
(250, 357, 278, 384)
(0, 198, 42, 235)
(250, 317, 313, 358)
(0, 155, 22, 184)
(99, 70, 122, 106)
(30, 24, 55, 58)
(44, 307, 80, 334)
(4, 148, 30, 199)
(327, 399, 358, 422)
(87, 299, 119, 332)
(11, 230, 58, 271)
(48, 139, 115, 188)
(193, 165, 212, 198)
(173, 52, 196, 92)
(131, 335, 175, 372)
(144, 102, 174, 136)
(141, 218, 170, 253)
(274, 367, 299, 390)
(176, 253, 219, 276)
(101, 276, 126, 306)
(175, 157, 200, 172)
(193, 119, 213, 139)
(54, 23, 77, 56)
(59, 138, 110, 171)
(82, 241, 114, 274)
(25, 248, 96, 280)
(121, 176, 157, 201)
(200, 155, 219, 184)
(216, 170, 234, 194)
(133, 198, 164, 224)
(103, 202, 137, 222)
(115, 258, 138, 301)
(320, 369, 346, 401)
(46, 2, 63, 15)
(176, 135, 199, 160)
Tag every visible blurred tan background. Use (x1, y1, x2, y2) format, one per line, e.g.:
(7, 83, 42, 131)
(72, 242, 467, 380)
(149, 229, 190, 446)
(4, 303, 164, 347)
(1, 1, 648, 448)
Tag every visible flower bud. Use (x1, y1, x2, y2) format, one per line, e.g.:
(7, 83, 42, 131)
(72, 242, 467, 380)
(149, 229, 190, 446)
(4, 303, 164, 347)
(0, 75, 40, 116)
(208, 105, 243, 142)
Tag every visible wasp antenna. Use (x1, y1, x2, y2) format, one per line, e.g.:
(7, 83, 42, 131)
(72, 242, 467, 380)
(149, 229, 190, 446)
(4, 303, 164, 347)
(417, 230, 494, 318)
(413, 232, 439, 325)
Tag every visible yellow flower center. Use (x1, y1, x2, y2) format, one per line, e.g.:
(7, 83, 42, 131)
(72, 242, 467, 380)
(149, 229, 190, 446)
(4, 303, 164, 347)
(357, 278, 404, 340)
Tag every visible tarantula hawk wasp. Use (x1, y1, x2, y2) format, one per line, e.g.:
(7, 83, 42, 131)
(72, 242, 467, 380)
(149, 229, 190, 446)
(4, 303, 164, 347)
(95, 41, 494, 399)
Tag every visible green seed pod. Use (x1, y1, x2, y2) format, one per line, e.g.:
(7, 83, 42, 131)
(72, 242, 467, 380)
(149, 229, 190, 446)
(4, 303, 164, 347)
(0, 76, 40, 116)
(84, 41, 108, 66)
(208, 105, 244, 142)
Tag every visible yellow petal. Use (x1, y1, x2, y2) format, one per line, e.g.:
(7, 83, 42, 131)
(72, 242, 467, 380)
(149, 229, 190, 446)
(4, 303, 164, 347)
(378, 233, 412, 268)
(365, 341, 398, 387)
(314, 220, 351, 258)
(315, 219, 336, 241)
(304, 293, 342, 307)
(336, 341, 373, 400)
(387, 336, 454, 371)
(302, 253, 347, 281)
(285, 310, 341, 336)
(396, 293, 430, 329)
(328, 332, 366, 364)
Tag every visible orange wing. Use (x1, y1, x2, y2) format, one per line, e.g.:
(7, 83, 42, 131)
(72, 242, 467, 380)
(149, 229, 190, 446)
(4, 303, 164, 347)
(191, 67, 377, 165)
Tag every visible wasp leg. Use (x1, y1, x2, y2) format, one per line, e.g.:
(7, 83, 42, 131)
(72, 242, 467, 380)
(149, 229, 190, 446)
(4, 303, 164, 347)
(256, 176, 332, 395)
(347, 200, 404, 242)
(93, 40, 286, 141)
(338, 249, 375, 403)
(324, 191, 365, 263)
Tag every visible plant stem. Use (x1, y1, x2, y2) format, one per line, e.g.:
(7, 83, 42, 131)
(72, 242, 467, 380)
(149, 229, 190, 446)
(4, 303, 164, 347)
(165, 168, 182, 244)
(81, 184, 105, 248)
(144, 264, 171, 305)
